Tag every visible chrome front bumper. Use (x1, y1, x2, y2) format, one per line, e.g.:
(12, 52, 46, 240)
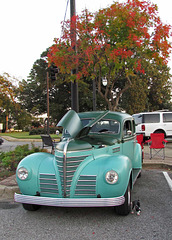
(14, 193, 125, 207)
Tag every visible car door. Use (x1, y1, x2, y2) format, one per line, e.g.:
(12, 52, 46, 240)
(122, 119, 135, 163)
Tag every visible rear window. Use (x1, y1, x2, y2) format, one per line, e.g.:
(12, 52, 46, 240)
(163, 113, 172, 122)
(143, 114, 160, 123)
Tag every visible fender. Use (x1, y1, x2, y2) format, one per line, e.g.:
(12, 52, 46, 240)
(71, 154, 132, 198)
(133, 143, 142, 169)
(16, 152, 54, 195)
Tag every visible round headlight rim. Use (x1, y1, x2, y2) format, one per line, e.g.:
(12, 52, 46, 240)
(105, 170, 119, 185)
(17, 167, 29, 180)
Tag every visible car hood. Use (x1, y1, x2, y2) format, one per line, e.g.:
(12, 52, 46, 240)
(57, 110, 109, 139)
(57, 110, 83, 138)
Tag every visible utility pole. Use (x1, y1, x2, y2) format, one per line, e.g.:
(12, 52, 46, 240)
(70, 0, 79, 112)
(93, 79, 96, 111)
(46, 72, 50, 135)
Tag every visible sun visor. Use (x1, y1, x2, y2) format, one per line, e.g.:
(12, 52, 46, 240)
(57, 110, 83, 138)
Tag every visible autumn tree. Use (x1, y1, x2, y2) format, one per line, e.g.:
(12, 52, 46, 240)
(48, 0, 172, 111)
(19, 50, 107, 122)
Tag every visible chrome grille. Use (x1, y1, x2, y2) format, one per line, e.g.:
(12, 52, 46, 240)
(112, 147, 120, 153)
(75, 175, 97, 197)
(39, 173, 59, 196)
(56, 152, 91, 198)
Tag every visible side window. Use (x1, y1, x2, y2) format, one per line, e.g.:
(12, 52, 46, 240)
(163, 113, 172, 122)
(123, 120, 132, 137)
(143, 114, 160, 123)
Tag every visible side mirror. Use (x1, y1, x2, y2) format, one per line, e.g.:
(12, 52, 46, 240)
(127, 130, 132, 136)
(56, 130, 60, 135)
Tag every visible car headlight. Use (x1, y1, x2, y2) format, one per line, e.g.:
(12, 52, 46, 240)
(17, 167, 29, 180)
(105, 170, 118, 184)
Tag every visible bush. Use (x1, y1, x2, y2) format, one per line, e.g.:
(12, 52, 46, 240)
(0, 144, 44, 171)
(29, 127, 60, 135)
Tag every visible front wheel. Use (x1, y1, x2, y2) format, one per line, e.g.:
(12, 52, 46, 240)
(22, 203, 41, 211)
(114, 183, 131, 215)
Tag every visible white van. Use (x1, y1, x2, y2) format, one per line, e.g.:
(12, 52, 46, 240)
(132, 111, 172, 138)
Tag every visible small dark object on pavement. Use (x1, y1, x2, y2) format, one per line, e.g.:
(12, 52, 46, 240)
(131, 199, 141, 216)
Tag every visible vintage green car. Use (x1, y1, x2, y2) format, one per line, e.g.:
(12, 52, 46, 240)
(15, 110, 142, 215)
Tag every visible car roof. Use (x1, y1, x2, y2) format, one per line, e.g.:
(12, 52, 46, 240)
(78, 111, 132, 122)
(133, 111, 172, 116)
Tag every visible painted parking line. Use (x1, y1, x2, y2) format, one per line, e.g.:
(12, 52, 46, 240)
(163, 172, 172, 191)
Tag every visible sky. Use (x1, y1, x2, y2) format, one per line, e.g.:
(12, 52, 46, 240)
(0, 0, 172, 81)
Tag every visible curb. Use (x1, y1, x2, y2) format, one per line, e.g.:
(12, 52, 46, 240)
(1, 136, 42, 142)
(1, 136, 60, 142)
(143, 163, 172, 171)
(0, 185, 20, 200)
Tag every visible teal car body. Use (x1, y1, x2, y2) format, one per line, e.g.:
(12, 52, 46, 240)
(15, 110, 142, 215)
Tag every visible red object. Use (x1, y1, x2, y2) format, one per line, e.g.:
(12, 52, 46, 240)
(145, 133, 168, 159)
(136, 134, 144, 149)
(136, 134, 144, 160)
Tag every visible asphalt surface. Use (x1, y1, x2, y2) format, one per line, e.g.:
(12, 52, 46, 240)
(0, 136, 43, 152)
(0, 169, 171, 240)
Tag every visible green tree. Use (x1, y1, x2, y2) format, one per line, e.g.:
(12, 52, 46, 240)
(0, 73, 32, 130)
(121, 62, 172, 114)
(48, 0, 172, 111)
(147, 64, 172, 111)
(18, 50, 73, 122)
(19, 51, 48, 115)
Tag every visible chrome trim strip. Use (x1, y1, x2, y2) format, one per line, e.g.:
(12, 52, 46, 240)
(66, 170, 76, 173)
(66, 160, 84, 163)
(40, 183, 58, 186)
(78, 180, 96, 182)
(74, 193, 97, 196)
(40, 188, 58, 191)
(60, 176, 73, 179)
(56, 149, 92, 154)
(75, 189, 96, 192)
(76, 185, 96, 187)
(64, 165, 80, 168)
(80, 175, 97, 177)
(39, 192, 59, 195)
(64, 155, 91, 159)
(40, 173, 56, 176)
(112, 147, 120, 153)
(39, 178, 57, 181)
(63, 140, 69, 198)
(133, 170, 141, 186)
(15, 193, 125, 207)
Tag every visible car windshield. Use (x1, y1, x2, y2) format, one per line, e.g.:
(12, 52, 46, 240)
(90, 119, 120, 134)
